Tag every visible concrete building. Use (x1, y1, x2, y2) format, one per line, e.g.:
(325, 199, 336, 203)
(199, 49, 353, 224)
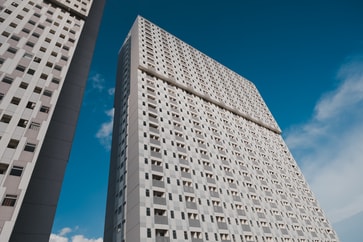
(0, 0, 105, 241)
(104, 16, 339, 242)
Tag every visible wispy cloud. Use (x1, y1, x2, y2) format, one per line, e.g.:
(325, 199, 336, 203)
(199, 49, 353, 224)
(95, 108, 114, 150)
(107, 87, 115, 96)
(284, 57, 363, 226)
(50, 227, 103, 242)
(59, 227, 72, 237)
(90, 73, 105, 92)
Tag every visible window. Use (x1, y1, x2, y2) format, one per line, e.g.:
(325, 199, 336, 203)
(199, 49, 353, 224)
(0, 163, 8, 174)
(40, 73, 48, 80)
(16, 65, 26, 72)
(1, 114, 12, 123)
(18, 119, 28, 128)
(27, 69, 35, 75)
(2, 195, 17, 207)
(26, 101, 35, 109)
(54, 65, 62, 71)
(40, 105, 50, 113)
(147, 228, 151, 238)
(26, 41, 34, 47)
(52, 78, 60, 84)
(2, 31, 10, 37)
(8, 139, 19, 149)
(10, 166, 23, 176)
(24, 143, 36, 152)
(33, 87, 42, 93)
(29, 122, 40, 130)
(19, 82, 28, 89)
(11, 97, 21, 105)
(7, 47, 17, 54)
(0, 93, 4, 101)
(2, 76, 13, 84)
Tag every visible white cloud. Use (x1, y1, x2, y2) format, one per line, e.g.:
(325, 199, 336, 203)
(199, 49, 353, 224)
(284, 58, 363, 226)
(50, 227, 103, 242)
(108, 87, 115, 96)
(90, 73, 105, 92)
(50, 234, 68, 242)
(59, 227, 72, 237)
(71, 235, 103, 242)
(96, 108, 114, 150)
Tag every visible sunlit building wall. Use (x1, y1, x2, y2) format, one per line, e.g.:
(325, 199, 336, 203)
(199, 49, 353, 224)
(104, 16, 339, 242)
(0, 0, 105, 241)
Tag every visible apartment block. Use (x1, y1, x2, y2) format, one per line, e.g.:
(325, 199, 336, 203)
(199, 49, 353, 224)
(0, 0, 105, 241)
(104, 16, 339, 242)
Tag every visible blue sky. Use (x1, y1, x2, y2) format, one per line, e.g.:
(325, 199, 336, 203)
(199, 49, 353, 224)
(50, 0, 363, 241)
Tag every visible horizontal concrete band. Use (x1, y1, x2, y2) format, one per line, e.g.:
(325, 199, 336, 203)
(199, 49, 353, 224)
(138, 65, 282, 135)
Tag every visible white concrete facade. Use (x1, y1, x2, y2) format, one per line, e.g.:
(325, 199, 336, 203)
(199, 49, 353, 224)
(104, 16, 339, 242)
(0, 0, 105, 241)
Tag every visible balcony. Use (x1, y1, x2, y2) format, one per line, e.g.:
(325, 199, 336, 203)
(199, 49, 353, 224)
(232, 195, 241, 202)
(156, 236, 170, 242)
(206, 177, 215, 184)
(148, 106, 157, 114)
(186, 201, 197, 210)
(191, 239, 203, 242)
(173, 125, 183, 132)
(203, 165, 212, 172)
(237, 209, 246, 216)
(262, 226, 271, 234)
(183, 186, 194, 193)
(177, 146, 187, 153)
(247, 187, 256, 193)
(213, 205, 223, 213)
(148, 115, 158, 123)
(217, 222, 228, 230)
(150, 138, 161, 146)
(181, 171, 191, 179)
(252, 199, 260, 206)
(241, 224, 251, 232)
(200, 153, 209, 159)
(149, 126, 159, 134)
(228, 183, 237, 189)
(175, 135, 184, 142)
(188, 219, 201, 227)
(221, 159, 229, 166)
(151, 164, 163, 173)
(179, 158, 188, 166)
(152, 179, 165, 188)
(196, 133, 203, 139)
(225, 170, 233, 177)
(151, 151, 162, 158)
(210, 191, 219, 198)
(154, 215, 168, 225)
(153, 196, 166, 205)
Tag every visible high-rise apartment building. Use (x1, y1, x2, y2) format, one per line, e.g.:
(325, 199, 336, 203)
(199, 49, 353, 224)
(0, 0, 105, 241)
(104, 16, 339, 242)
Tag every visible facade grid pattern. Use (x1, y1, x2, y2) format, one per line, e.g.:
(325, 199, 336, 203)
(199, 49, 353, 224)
(104, 16, 339, 242)
(0, 0, 105, 241)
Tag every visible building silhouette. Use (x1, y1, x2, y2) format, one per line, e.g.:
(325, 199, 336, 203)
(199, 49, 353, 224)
(104, 16, 339, 242)
(0, 0, 105, 241)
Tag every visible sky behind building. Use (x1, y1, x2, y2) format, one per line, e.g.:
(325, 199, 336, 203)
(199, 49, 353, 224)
(50, 0, 363, 241)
